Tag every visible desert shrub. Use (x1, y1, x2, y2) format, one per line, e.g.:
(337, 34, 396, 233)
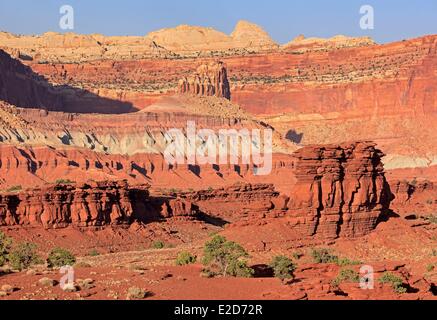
(269, 256, 296, 280)
(150, 241, 165, 249)
(200, 269, 215, 278)
(332, 269, 360, 286)
(126, 287, 147, 300)
(425, 215, 437, 224)
(6, 185, 22, 193)
(74, 262, 92, 268)
(47, 247, 76, 268)
(175, 252, 197, 266)
(8, 242, 41, 271)
(88, 249, 100, 257)
(337, 257, 363, 266)
(292, 252, 303, 260)
(311, 248, 339, 264)
(378, 272, 407, 294)
(55, 179, 75, 185)
(202, 235, 253, 278)
(426, 264, 435, 272)
(0, 232, 12, 267)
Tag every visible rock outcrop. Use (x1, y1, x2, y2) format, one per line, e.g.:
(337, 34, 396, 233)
(171, 143, 393, 239)
(230, 20, 279, 52)
(180, 183, 279, 221)
(0, 142, 393, 238)
(160, 198, 198, 220)
(282, 34, 375, 52)
(0, 181, 152, 228)
(0, 31, 174, 63)
(390, 180, 437, 216)
(145, 20, 279, 56)
(0, 179, 209, 229)
(0, 21, 278, 62)
(0, 49, 136, 113)
(178, 61, 231, 99)
(287, 142, 393, 238)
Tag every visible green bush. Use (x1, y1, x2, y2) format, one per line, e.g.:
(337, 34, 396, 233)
(310, 248, 339, 264)
(425, 215, 437, 224)
(0, 232, 12, 267)
(337, 257, 363, 266)
(8, 242, 41, 271)
(292, 252, 302, 260)
(269, 256, 296, 280)
(88, 249, 100, 257)
(55, 179, 75, 185)
(202, 235, 253, 278)
(151, 241, 165, 250)
(332, 268, 360, 286)
(47, 247, 76, 268)
(176, 252, 197, 266)
(378, 272, 407, 294)
(6, 185, 22, 193)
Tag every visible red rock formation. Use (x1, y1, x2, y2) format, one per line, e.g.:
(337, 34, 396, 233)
(161, 198, 198, 220)
(181, 183, 278, 221)
(178, 61, 231, 100)
(174, 143, 393, 240)
(19, 35, 437, 170)
(286, 142, 393, 239)
(0, 181, 152, 228)
(390, 180, 437, 216)
(0, 49, 136, 113)
(0, 141, 393, 239)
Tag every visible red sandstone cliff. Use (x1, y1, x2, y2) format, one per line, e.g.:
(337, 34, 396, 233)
(157, 142, 393, 239)
(286, 142, 392, 239)
(0, 180, 205, 229)
(16, 34, 437, 170)
(0, 49, 136, 113)
(0, 181, 151, 228)
(0, 142, 392, 239)
(390, 180, 437, 216)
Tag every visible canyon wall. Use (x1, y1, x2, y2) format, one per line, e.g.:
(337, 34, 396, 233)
(20, 35, 437, 116)
(0, 49, 136, 114)
(12, 34, 436, 171)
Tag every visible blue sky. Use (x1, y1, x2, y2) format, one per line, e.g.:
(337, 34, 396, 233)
(0, 0, 436, 44)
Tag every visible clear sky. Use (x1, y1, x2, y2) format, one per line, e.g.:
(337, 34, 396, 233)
(0, 0, 436, 44)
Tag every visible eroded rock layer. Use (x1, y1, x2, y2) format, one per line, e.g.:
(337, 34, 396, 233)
(164, 142, 393, 239)
(0, 49, 136, 114)
(287, 142, 392, 238)
(0, 142, 392, 238)
(178, 61, 231, 99)
(390, 180, 437, 216)
(0, 181, 153, 228)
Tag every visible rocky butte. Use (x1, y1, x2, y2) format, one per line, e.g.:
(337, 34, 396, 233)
(178, 61, 231, 100)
